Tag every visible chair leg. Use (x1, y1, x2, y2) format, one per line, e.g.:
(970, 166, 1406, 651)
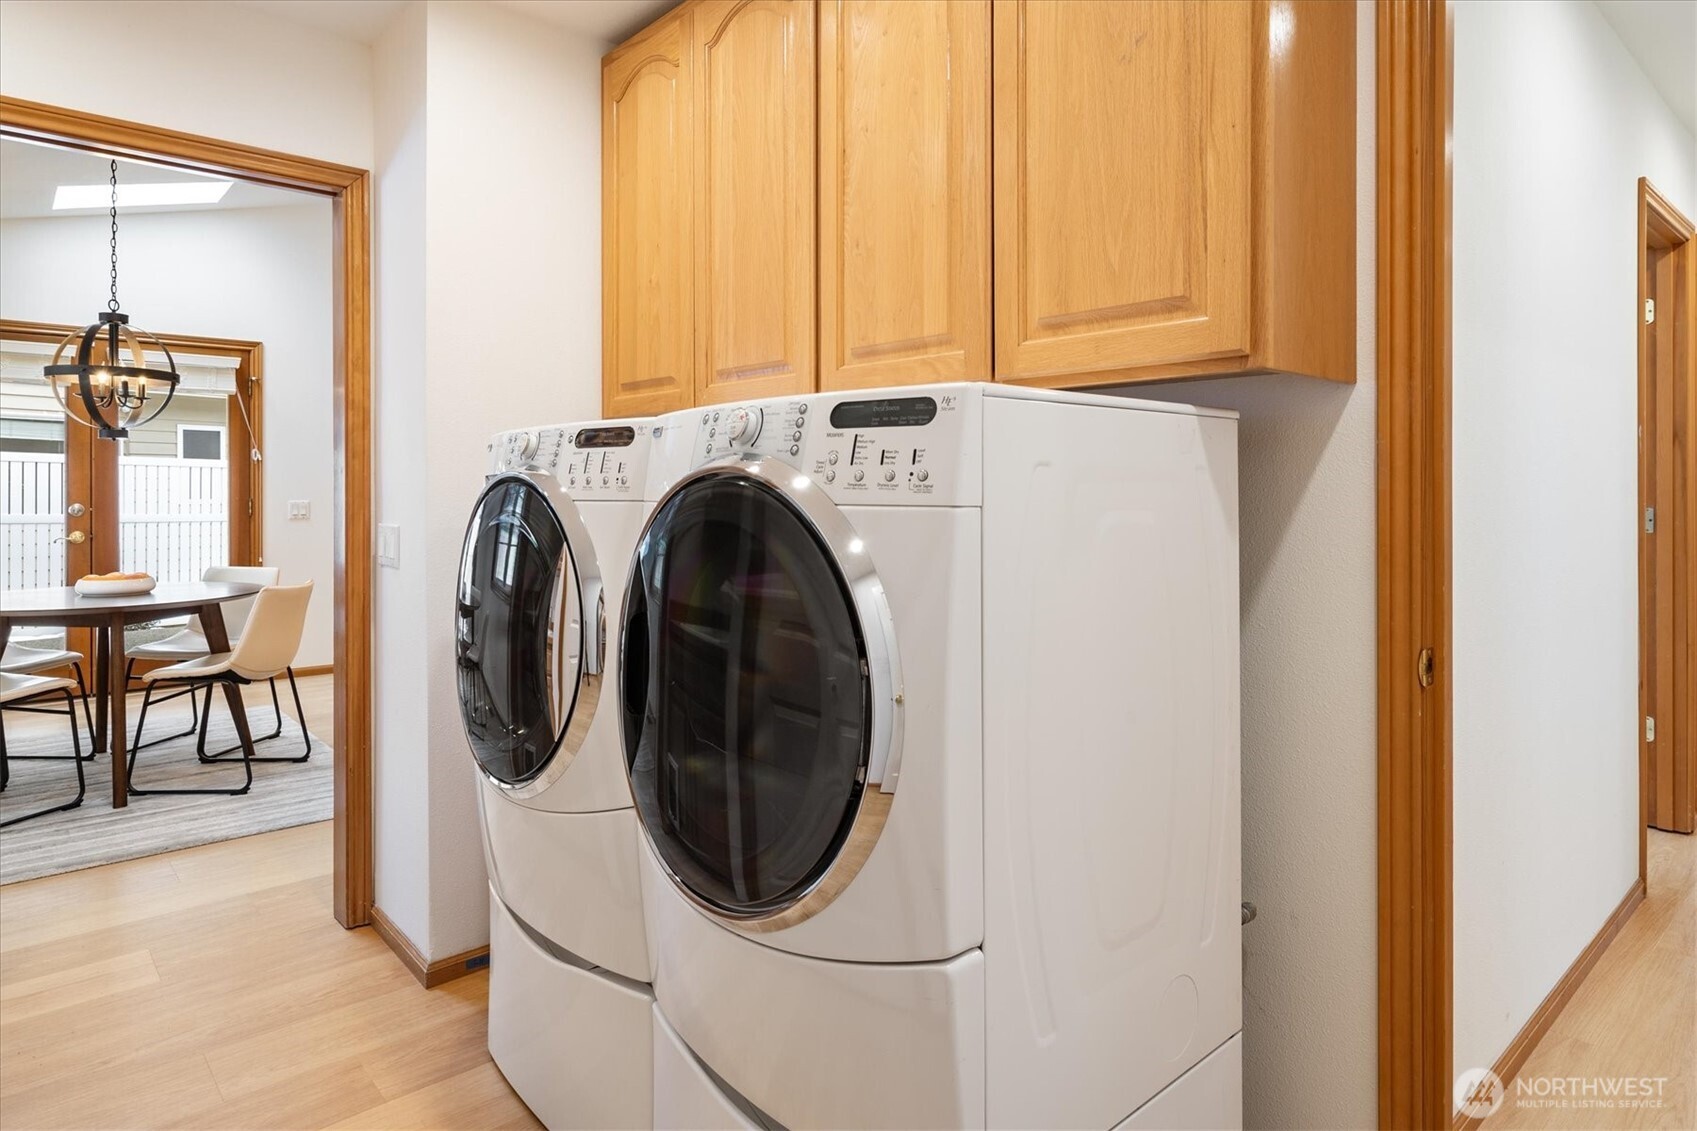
(200, 669, 309, 764)
(129, 664, 202, 753)
(3, 663, 98, 762)
(0, 689, 87, 827)
(128, 678, 255, 797)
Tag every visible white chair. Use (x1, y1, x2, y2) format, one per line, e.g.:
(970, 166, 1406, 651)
(128, 582, 314, 797)
(1, 643, 95, 755)
(127, 565, 290, 755)
(1, 673, 88, 827)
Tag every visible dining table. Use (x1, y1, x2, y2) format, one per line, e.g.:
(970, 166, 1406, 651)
(0, 582, 264, 809)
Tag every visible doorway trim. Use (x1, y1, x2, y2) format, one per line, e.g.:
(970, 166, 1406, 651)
(0, 96, 374, 928)
(1638, 176, 1696, 841)
(1376, 2, 1452, 1127)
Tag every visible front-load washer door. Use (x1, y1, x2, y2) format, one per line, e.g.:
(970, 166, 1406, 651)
(621, 458, 903, 933)
(457, 471, 603, 799)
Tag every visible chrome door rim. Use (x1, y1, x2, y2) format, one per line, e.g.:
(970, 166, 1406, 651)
(459, 469, 604, 801)
(620, 455, 905, 932)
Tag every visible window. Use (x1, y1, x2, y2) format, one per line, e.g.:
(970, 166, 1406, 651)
(177, 424, 225, 461)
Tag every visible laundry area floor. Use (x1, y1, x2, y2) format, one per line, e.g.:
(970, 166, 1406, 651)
(0, 820, 537, 1130)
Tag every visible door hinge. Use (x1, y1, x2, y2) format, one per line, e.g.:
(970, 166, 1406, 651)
(1417, 647, 1435, 688)
(1645, 298, 1655, 324)
(1646, 506, 1656, 533)
(1646, 716, 1656, 743)
(248, 498, 254, 517)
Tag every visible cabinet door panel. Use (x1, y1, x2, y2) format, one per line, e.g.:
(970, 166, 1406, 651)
(694, 0, 816, 404)
(819, 0, 990, 390)
(992, 0, 1252, 382)
(603, 15, 695, 417)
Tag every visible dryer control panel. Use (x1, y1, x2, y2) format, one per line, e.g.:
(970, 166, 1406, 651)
(490, 421, 651, 501)
(683, 388, 981, 506)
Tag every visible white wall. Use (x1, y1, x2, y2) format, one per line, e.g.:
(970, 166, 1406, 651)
(372, 0, 433, 953)
(1121, 5, 1379, 1126)
(0, 204, 338, 667)
(372, 0, 605, 959)
(1451, 0, 1697, 1087)
(0, 0, 372, 170)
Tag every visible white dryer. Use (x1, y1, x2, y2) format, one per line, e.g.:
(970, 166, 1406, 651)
(627, 385, 1242, 1129)
(456, 419, 658, 1129)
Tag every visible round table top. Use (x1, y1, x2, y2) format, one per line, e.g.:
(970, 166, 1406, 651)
(0, 581, 264, 619)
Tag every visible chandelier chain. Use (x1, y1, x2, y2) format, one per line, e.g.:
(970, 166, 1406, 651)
(108, 159, 120, 312)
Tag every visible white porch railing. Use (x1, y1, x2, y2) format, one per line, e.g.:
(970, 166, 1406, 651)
(1, 453, 229, 590)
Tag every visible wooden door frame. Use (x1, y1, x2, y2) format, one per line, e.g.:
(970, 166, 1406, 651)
(0, 96, 374, 929)
(1, 319, 264, 569)
(1376, 3, 1452, 1128)
(1639, 177, 1696, 839)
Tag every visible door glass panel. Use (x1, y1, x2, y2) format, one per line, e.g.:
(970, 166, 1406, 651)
(1, 344, 72, 651)
(457, 478, 578, 785)
(624, 476, 870, 915)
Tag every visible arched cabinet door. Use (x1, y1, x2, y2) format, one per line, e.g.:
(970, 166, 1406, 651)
(603, 9, 695, 418)
(691, 0, 817, 406)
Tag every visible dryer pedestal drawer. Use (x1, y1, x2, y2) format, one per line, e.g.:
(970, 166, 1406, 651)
(488, 888, 653, 1130)
(643, 846, 985, 1129)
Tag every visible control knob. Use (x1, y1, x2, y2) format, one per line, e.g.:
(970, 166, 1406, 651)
(726, 406, 763, 446)
(512, 431, 539, 461)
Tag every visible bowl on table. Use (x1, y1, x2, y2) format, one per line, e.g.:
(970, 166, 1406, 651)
(74, 572, 157, 597)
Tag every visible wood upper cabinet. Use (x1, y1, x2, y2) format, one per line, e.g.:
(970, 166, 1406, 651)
(692, 0, 816, 405)
(991, 0, 1355, 386)
(603, 11, 695, 418)
(602, 0, 1354, 407)
(818, 0, 991, 390)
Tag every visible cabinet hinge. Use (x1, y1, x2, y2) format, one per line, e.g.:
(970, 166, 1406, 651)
(1646, 716, 1656, 743)
(1645, 298, 1655, 324)
(1645, 506, 1656, 534)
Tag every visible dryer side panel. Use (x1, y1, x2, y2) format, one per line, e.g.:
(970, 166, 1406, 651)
(981, 399, 1242, 1129)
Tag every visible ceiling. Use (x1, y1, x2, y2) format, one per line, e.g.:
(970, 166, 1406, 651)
(0, 140, 316, 221)
(235, 0, 679, 46)
(1596, 0, 1697, 135)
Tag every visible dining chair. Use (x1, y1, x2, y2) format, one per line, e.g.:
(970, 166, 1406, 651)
(128, 581, 314, 797)
(0, 673, 88, 827)
(127, 565, 288, 756)
(1, 642, 96, 755)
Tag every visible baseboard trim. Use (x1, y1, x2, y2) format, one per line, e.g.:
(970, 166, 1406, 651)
(369, 904, 490, 989)
(290, 664, 334, 678)
(1451, 878, 1646, 1130)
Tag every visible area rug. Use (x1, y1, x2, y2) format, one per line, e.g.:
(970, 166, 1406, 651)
(0, 701, 331, 885)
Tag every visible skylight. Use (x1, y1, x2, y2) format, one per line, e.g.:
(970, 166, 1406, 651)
(52, 180, 234, 210)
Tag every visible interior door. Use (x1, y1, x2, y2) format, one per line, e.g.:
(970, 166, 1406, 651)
(1, 327, 119, 661)
(456, 474, 602, 796)
(621, 471, 875, 919)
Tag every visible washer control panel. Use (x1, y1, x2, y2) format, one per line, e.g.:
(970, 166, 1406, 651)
(686, 390, 976, 505)
(490, 421, 651, 500)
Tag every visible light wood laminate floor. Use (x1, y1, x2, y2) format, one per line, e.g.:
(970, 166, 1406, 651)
(0, 679, 539, 1130)
(1482, 829, 1696, 1129)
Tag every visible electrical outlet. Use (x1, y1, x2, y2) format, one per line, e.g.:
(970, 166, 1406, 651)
(288, 499, 311, 520)
(377, 523, 400, 568)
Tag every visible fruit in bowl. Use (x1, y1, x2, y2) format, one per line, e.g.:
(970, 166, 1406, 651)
(74, 571, 157, 597)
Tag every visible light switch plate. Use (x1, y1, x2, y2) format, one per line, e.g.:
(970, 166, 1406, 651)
(377, 523, 400, 568)
(288, 499, 311, 520)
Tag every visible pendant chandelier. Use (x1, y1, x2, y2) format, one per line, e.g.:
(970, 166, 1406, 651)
(43, 160, 180, 439)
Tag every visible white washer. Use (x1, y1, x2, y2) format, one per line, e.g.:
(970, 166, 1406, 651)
(627, 385, 1242, 1129)
(457, 419, 659, 1128)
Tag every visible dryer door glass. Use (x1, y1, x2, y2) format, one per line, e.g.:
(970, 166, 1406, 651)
(623, 476, 870, 916)
(456, 477, 582, 785)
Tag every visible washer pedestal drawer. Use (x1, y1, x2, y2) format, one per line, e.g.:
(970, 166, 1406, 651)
(488, 888, 653, 1130)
